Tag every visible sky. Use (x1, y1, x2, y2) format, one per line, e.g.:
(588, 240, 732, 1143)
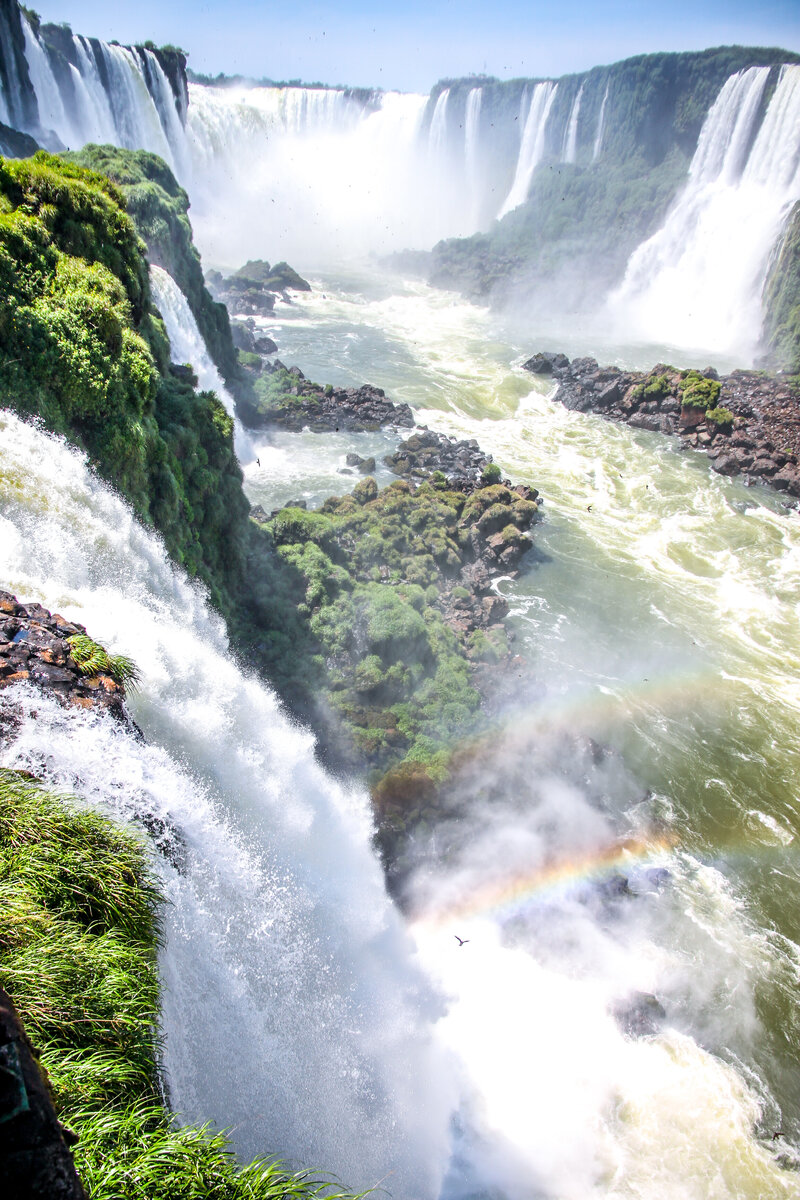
(27, 0, 800, 92)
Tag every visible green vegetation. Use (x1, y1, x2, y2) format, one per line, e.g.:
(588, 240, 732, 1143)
(704, 405, 734, 429)
(254, 477, 532, 785)
(66, 633, 141, 689)
(761, 201, 800, 374)
(632, 372, 673, 401)
(0, 768, 362, 1199)
(0, 152, 249, 615)
(679, 369, 722, 410)
(65, 145, 238, 384)
(241, 366, 323, 425)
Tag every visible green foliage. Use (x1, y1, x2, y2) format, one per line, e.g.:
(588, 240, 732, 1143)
(762, 200, 800, 374)
(0, 769, 365, 1199)
(679, 369, 722, 409)
(257, 477, 507, 777)
(705, 405, 734, 429)
(0, 151, 249, 621)
(481, 462, 502, 484)
(65, 146, 238, 385)
(67, 634, 141, 689)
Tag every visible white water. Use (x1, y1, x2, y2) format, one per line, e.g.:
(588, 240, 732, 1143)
(13, 13, 181, 164)
(609, 65, 800, 359)
(593, 82, 609, 161)
(0, 409, 453, 1195)
(148, 264, 254, 461)
(498, 82, 558, 218)
(562, 82, 584, 164)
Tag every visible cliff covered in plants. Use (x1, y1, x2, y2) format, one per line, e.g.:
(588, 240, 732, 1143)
(0, 151, 249, 616)
(424, 47, 800, 313)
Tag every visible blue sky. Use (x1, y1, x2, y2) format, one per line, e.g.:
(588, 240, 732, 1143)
(28, 0, 800, 91)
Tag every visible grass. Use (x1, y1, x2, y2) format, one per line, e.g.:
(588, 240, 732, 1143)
(0, 768, 365, 1200)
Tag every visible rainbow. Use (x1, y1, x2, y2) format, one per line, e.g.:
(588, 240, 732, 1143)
(414, 832, 678, 928)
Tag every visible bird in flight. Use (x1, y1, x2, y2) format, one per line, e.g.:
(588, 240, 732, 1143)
(454, 935, 469, 946)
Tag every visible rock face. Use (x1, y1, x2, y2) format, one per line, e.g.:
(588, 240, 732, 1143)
(525, 353, 800, 498)
(239, 360, 415, 431)
(0, 592, 127, 717)
(0, 985, 87, 1199)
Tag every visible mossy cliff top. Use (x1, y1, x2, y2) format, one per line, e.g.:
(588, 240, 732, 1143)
(0, 151, 249, 614)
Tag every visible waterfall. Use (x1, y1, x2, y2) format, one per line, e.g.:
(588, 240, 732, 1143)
(149, 265, 254, 462)
(0, 407, 454, 1196)
(608, 65, 800, 358)
(0, 2, 31, 129)
(464, 86, 483, 225)
(9, 13, 186, 165)
(592, 82, 609, 161)
(183, 83, 490, 266)
(498, 81, 558, 218)
(562, 82, 584, 164)
(20, 16, 75, 147)
(427, 87, 450, 159)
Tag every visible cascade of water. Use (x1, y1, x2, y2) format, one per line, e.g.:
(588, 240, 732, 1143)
(0, 4, 26, 127)
(498, 81, 558, 218)
(608, 65, 800, 359)
(95, 42, 176, 166)
(464, 86, 483, 227)
(20, 15, 79, 146)
(562, 82, 584, 164)
(71, 36, 118, 141)
(592, 82, 609, 161)
(184, 83, 483, 266)
(0, 408, 454, 1197)
(428, 87, 450, 159)
(148, 265, 254, 462)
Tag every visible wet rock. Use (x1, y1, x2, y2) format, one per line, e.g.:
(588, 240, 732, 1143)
(612, 991, 667, 1038)
(0, 591, 128, 719)
(0, 985, 88, 1198)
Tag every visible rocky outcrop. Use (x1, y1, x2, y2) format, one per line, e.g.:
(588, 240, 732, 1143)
(0, 985, 87, 1199)
(384, 427, 493, 491)
(525, 352, 800, 498)
(238, 360, 415, 431)
(207, 259, 311, 317)
(0, 592, 127, 717)
(231, 318, 278, 355)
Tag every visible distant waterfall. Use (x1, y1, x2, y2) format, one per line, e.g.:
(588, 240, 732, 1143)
(593, 82, 609, 161)
(427, 87, 450, 159)
(498, 81, 558, 218)
(149, 265, 254, 462)
(609, 65, 800, 358)
(465, 86, 483, 226)
(562, 83, 584, 164)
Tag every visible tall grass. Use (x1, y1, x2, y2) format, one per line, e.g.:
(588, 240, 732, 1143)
(0, 769, 364, 1200)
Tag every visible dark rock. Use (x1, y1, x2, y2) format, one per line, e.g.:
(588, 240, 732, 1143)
(522, 351, 569, 375)
(612, 991, 667, 1038)
(0, 985, 88, 1198)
